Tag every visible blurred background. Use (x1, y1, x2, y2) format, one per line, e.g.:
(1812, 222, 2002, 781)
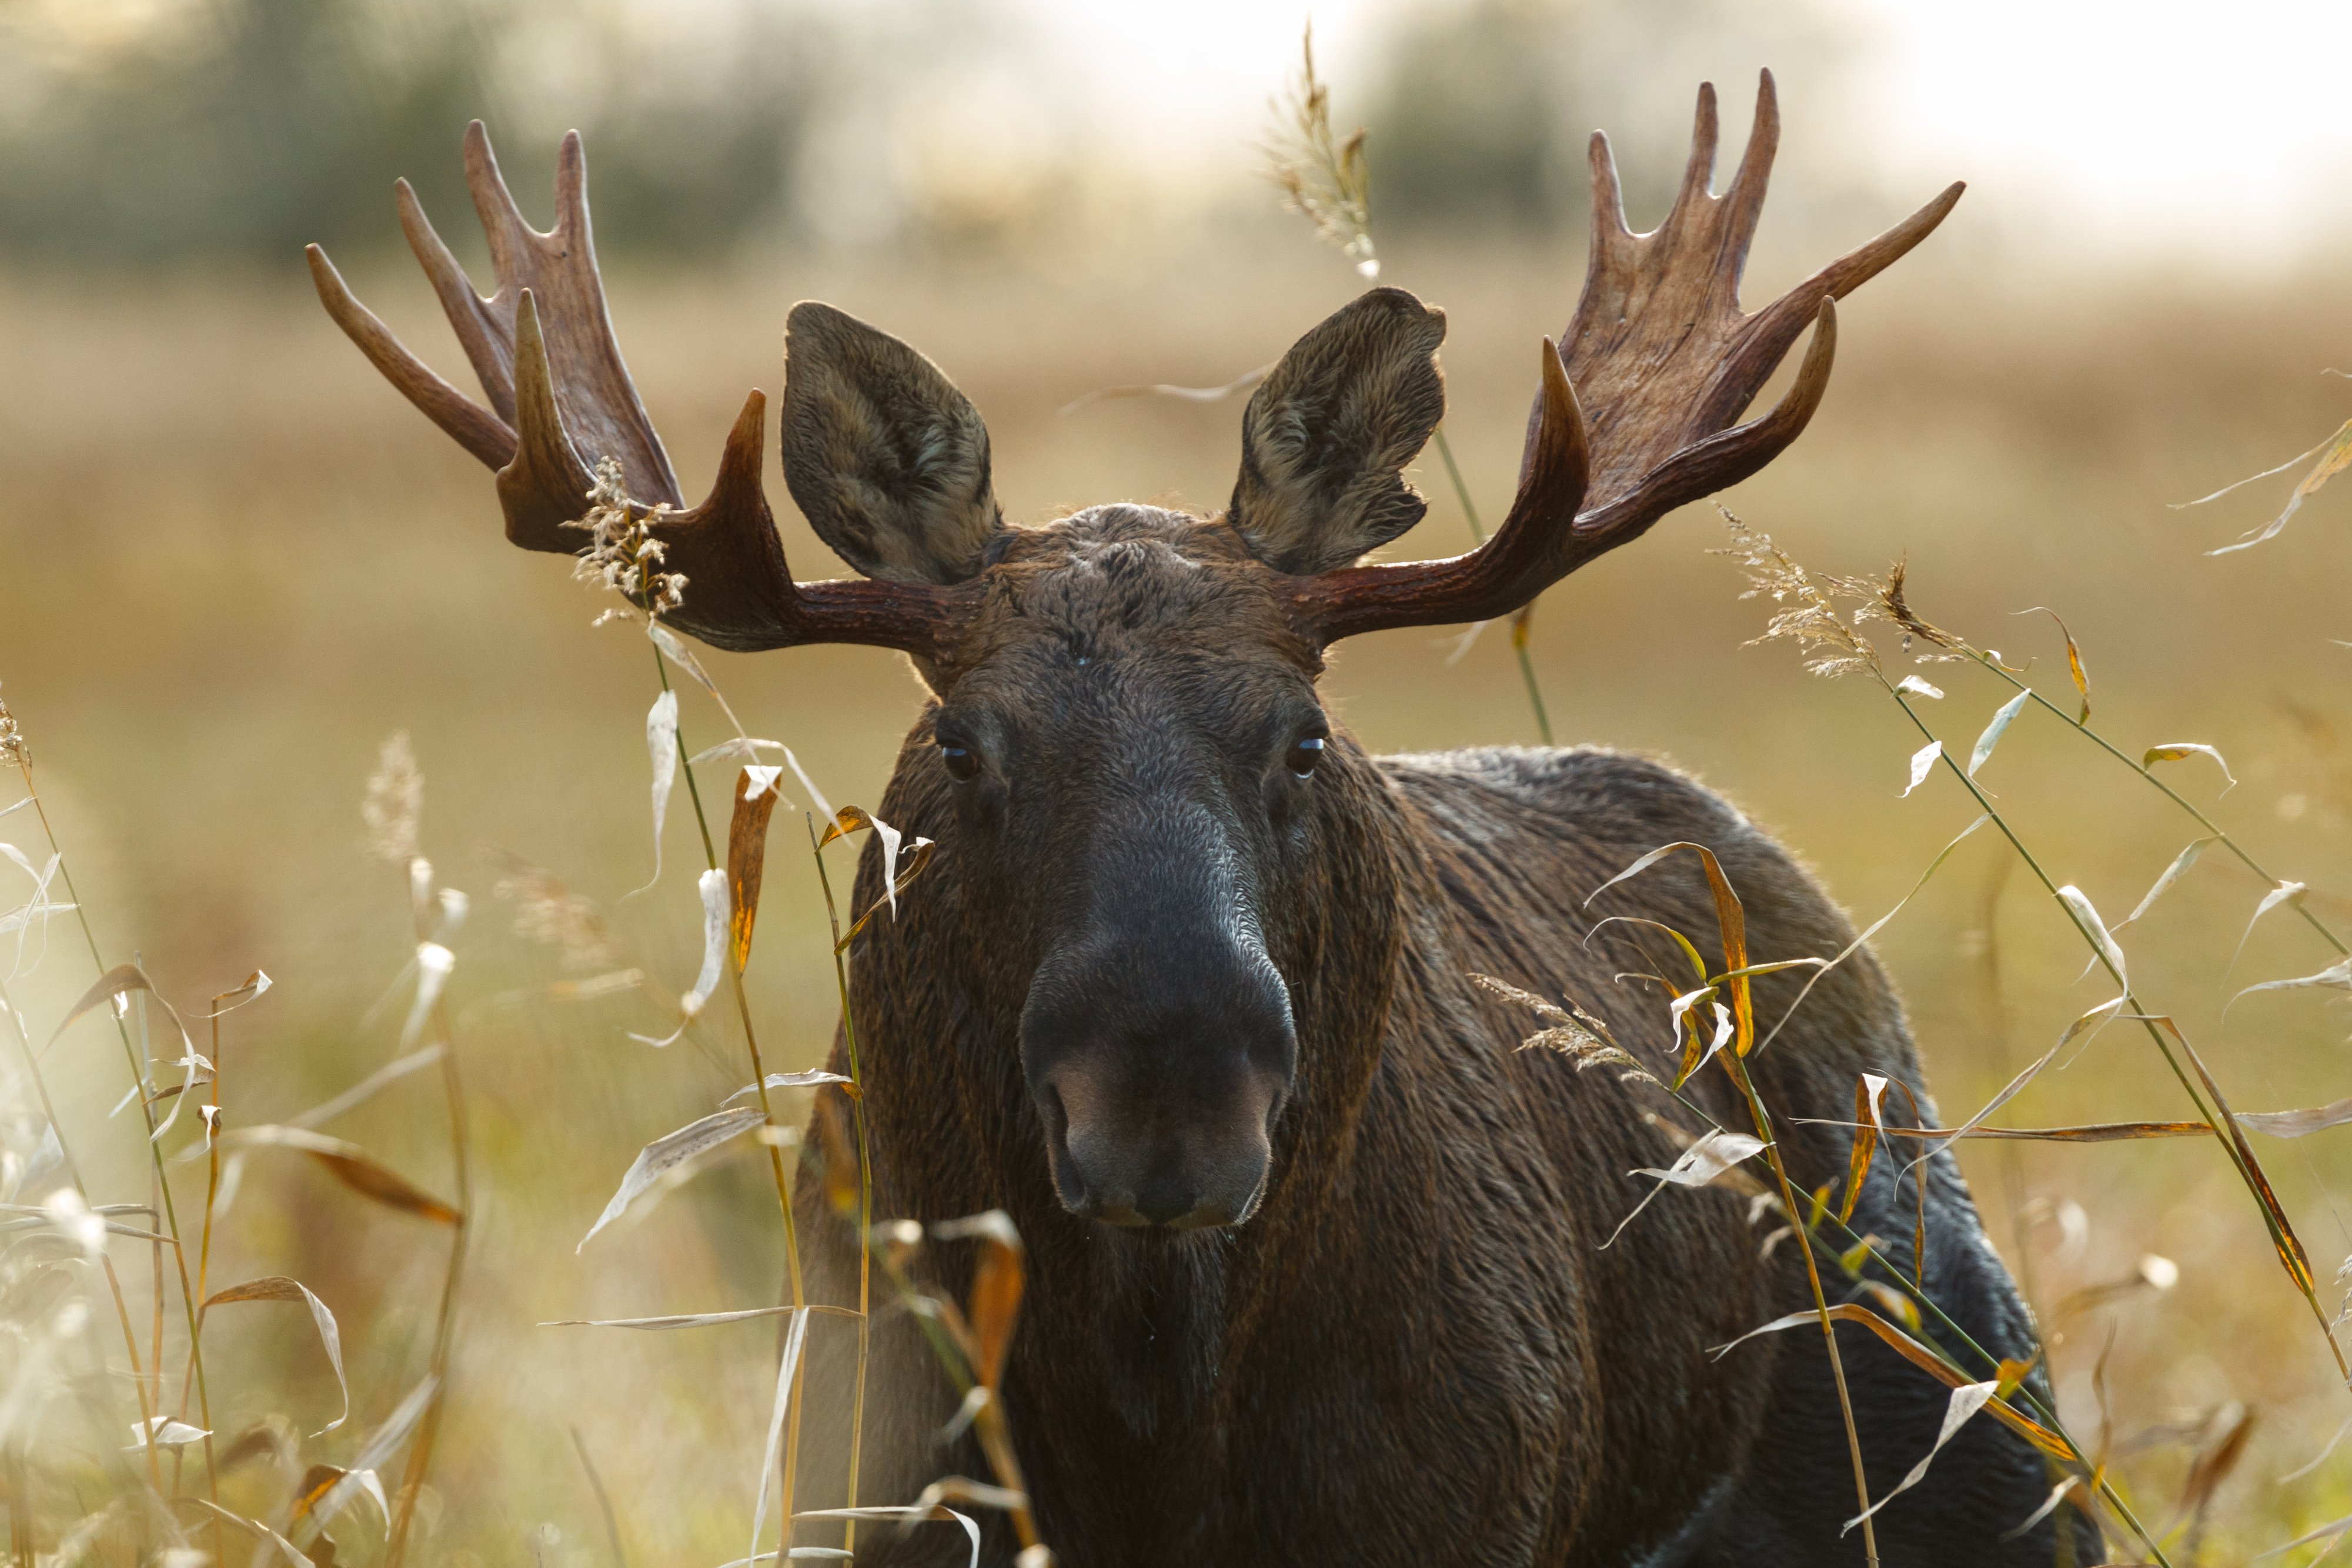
(5, 0, 2352, 1562)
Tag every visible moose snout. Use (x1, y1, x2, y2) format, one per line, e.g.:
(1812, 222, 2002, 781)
(1041, 1062, 1280, 1229)
(1020, 934, 1296, 1232)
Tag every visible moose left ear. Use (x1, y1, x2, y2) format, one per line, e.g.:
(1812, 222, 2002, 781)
(1227, 287, 1447, 576)
(780, 301, 1005, 585)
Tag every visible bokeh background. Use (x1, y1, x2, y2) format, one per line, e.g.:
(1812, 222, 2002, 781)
(5, 0, 2352, 1562)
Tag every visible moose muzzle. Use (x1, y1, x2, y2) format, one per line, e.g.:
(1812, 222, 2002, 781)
(1020, 932, 1295, 1231)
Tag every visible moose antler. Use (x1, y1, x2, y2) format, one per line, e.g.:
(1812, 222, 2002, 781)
(1292, 71, 1963, 642)
(306, 123, 952, 657)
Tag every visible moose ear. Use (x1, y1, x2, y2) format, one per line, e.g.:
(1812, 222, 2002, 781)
(1227, 287, 1448, 576)
(780, 302, 1005, 585)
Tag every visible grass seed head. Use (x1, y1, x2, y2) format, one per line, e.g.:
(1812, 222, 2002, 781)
(488, 850, 621, 971)
(1263, 24, 1379, 279)
(362, 730, 422, 865)
(567, 456, 686, 625)
(0, 684, 24, 766)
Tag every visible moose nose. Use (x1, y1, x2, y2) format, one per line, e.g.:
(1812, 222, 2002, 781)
(1040, 1067, 1277, 1231)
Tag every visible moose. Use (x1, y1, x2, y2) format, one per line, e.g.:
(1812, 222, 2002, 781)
(311, 72, 2099, 1567)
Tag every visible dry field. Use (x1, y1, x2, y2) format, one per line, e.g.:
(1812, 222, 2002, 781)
(4, 224, 2351, 1562)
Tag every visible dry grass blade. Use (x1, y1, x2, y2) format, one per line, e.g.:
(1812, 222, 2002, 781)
(936, 1210, 1024, 1391)
(1840, 1075, 1890, 1225)
(1060, 365, 1271, 414)
(2174, 1404, 2254, 1555)
(577, 1106, 765, 1251)
(2146, 1014, 2318, 1297)
(816, 805, 932, 927)
(723, 1070, 852, 1106)
(201, 1276, 348, 1433)
(185, 1497, 315, 1567)
(1913, 996, 2126, 1162)
(1760, 815, 1990, 1053)
(1845, 1378, 2002, 1535)
(222, 1125, 460, 1225)
(1809, 1118, 2210, 1143)
(728, 767, 785, 968)
(790, 1503, 982, 1568)
(2181, 417, 2352, 555)
(542, 1304, 862, 1330)
(634, 690, 680, 895)
(2020, 607, 2093, 723)
(2238, 1096, 2352, 1139)
(1585, 843, 1753, 1047)
(288, 1374, 436, 1552)
(289, 1044, 447, 1130)
(1711, 1302, 2074, 1459)
(2231, 956, 2352, 1003)
(746, 1308, 811, 1568)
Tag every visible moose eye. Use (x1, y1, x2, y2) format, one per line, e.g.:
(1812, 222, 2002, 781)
(1286, 735, 1325, 780)
(938, 743, 980, 783)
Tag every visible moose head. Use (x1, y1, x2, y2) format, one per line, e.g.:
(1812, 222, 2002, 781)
(309, 73, 1959, 1238)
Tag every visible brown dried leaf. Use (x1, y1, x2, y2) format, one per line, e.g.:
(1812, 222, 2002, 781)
(2149, 1014, 2317, 1297)
(727, 766, 784, 969)
(1839, 1074, 1890, 1225)
(221, 1126, 460, 1226)
(2239, 1096, 2352, 1139)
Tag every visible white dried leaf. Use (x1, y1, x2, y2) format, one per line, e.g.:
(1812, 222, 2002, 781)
(1967, 691, 2030, 779)
(579, 1105, 766, 1251)
(1900, 741, 1940, 798)
(1845, 1380, 2000, 1534)
(634, 690, 680, 896)
(1603, 1129, 1764, 1248)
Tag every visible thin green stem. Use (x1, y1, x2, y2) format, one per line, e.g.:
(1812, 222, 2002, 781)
(1435, 427, 1553, 745)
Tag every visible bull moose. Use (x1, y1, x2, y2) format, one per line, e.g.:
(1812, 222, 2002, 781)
(311, 72, 2099, 1567)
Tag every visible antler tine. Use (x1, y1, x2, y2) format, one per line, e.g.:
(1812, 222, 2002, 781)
(1666, 81, 1722, 230)
(1718, 177, 1964, 421)
(1718, 71, 1782, 285)
(306, 243, 515, 469)
(462, 120, 538, 291)
(395, 178, 516, 426)
(497, 289, 597, 550)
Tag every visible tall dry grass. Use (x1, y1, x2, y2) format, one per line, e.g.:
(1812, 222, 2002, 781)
(3, 151, 2352, 1563)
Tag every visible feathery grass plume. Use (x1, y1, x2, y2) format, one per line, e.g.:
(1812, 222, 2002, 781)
(0, 684, 25, 767)
(569, 456, 686, 625)
(1263, 24, 1378, 280)
(362, 731, 423, 865)
(1714, 511, 1883, 680)
(488, 850, 621, 971)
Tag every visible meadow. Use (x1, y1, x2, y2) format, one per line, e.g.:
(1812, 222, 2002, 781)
(5, 210, 2352, 1562)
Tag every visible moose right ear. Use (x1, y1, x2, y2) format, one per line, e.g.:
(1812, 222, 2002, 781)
(1227, 287, 1448, 576)
(781, 302, 1005, 585)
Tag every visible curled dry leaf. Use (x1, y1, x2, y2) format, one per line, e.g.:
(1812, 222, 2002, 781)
(292, 1045, 447, 1130)
(579, 1106, 766, 1251)
(934, 1210, 1025, 1390)
(221, 1125, 460, 1226)
(635, 689, 680, 895)
(127, 1415, 211, 1450)
(2231, 956, 2352, 1005)
(1603, 1129, 1764, 1248)
(202, 1276, 349, 1433)
(1967, 691, 2030, 780)
(818, 804, 934, 927)
(728, 766, 785, 969)
(1845, 1379, 2001, 1535)
(399, 941, 455, 1051)
(2142, 742, 2236, 792)
(1901, 740, 1941, 799)
(1839, 1075, 1892, 1225)
(2056, 885, 2127, 991)
(1895, 676, 1943, 700)
(630, 868, 730, 1048)
(2230, 880, 2308, 972)
(289, 1462, 390, 1533)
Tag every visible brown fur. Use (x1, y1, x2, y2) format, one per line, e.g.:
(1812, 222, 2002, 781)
(783, 506, 2090, 1566)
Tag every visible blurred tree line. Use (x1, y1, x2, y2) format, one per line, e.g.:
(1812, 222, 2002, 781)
(0, 0, 1860, 269)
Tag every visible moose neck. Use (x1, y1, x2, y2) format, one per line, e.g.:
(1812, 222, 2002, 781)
(848, 720, 1430, 1440)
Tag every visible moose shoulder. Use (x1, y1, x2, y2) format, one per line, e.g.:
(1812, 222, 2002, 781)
(314, 70, 2100, 1568)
